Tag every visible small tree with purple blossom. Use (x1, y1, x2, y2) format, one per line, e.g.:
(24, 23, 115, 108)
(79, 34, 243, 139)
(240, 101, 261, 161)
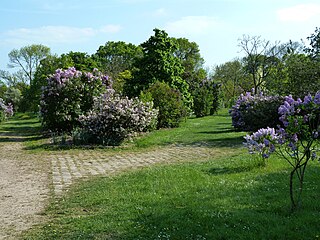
(244, 92, 320, 210)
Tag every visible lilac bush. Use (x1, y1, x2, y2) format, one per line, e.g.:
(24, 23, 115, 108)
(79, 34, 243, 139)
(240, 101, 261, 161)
(244, 92, 320, 210)
(230, 90, 283, 131)
(76, 89, 158, 146)
(0, 98, 13, 121)
(40, 67, 111, 134)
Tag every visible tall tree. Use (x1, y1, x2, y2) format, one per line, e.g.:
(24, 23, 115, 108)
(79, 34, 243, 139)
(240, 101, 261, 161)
(172, 37, 205, 91)
(7, 44, 50, 85)
(124, 28, 192, 107)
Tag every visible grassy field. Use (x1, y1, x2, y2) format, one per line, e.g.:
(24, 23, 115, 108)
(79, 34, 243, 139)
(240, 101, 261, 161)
(11, 111, 320, 239)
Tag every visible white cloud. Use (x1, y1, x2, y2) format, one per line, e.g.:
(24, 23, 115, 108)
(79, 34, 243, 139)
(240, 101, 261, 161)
(3, 25, 121, 46)
(165, 16, 219, 36)
(99, 24, 122, 33)
(277, 3, 320, 22)
(153, 8, 167, 17)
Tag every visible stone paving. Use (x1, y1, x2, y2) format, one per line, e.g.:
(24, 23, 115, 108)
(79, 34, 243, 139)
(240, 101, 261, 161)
(49, 146, 215, 195)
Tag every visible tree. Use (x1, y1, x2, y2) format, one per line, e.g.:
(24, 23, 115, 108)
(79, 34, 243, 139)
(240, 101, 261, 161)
(124, 29, 192, 109)
(7, 44, 50, 85)
(172, 37, 205, 92)
(61, 51, 98, 72)
(94, 41, 142, 79)
(238, 35, 286, 93)
(212, 59, 250, 107)
(305, 27, 320, 60)
(284, 53, 320, 98)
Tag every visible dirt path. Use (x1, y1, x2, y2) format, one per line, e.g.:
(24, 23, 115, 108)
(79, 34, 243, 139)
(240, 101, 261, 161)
(0, 137, 49, 240)
(0, 132, 220, 239)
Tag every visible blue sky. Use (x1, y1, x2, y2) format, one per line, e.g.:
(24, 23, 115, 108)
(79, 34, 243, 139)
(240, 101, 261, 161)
(1, 0, 320, 71)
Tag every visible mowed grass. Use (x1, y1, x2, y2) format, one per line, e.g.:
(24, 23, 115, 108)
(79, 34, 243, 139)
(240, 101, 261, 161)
(13, 110, 320, 239)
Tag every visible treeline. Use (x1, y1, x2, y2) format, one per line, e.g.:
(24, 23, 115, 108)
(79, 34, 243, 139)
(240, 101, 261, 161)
(1, 27, 320, 115)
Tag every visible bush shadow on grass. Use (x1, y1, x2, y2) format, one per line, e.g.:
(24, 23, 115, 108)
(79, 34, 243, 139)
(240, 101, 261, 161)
(0, 119, 45, 143)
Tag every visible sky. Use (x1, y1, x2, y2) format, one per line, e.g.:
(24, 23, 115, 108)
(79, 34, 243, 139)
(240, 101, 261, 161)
(0, 0, 320, 72)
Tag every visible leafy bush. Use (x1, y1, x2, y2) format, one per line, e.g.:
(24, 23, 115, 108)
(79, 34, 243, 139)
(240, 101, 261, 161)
(193, 79, 220, 117)
(230, 91, 283, 132)
(76, 90, 158, 146)
(40, 67, 110, 134)
(142, 81, 187, 128)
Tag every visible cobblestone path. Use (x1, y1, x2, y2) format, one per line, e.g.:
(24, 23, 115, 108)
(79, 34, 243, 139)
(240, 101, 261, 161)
(49, 146, 216, 195)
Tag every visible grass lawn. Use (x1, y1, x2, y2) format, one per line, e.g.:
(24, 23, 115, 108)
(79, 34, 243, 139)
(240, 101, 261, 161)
(14, 110, 320, 239)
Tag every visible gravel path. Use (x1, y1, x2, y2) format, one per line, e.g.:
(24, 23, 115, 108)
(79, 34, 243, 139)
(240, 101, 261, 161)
(0, 132, 218, 239)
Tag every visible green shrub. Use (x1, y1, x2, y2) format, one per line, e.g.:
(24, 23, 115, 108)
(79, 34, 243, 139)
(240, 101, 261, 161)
(142, 81, 187, 128)
(193, 79, 220, 117)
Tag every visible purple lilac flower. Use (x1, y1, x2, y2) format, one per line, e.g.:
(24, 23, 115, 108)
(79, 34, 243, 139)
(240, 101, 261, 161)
(314, 91, 320, 104)
(303, 94, 313, 105)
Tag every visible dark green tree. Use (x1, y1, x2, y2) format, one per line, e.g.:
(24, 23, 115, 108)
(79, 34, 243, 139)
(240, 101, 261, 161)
(62, 51, 98, 72)
(124, 29, 192, 109)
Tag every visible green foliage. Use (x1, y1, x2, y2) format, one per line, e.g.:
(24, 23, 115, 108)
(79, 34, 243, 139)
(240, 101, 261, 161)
(305, 27, 320, 60)
(172, 37, 205, 91)
(284, 53, 320, 98)
(4, 87, 21, 110)
(125, 29, 192, 109)
(142, 81, 187, 129)
(193, 79, 220, 117)
(94, 41, 142, 80)
(61, 51, 98, 72)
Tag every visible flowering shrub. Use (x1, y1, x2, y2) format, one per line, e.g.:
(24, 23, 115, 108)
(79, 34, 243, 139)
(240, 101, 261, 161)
(0, 98, 13, 122)
(76, 90, 158, 146)
(230, 90, 283, 131)
(244, 92, 320, 210)
(40, 67, 111, 134)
